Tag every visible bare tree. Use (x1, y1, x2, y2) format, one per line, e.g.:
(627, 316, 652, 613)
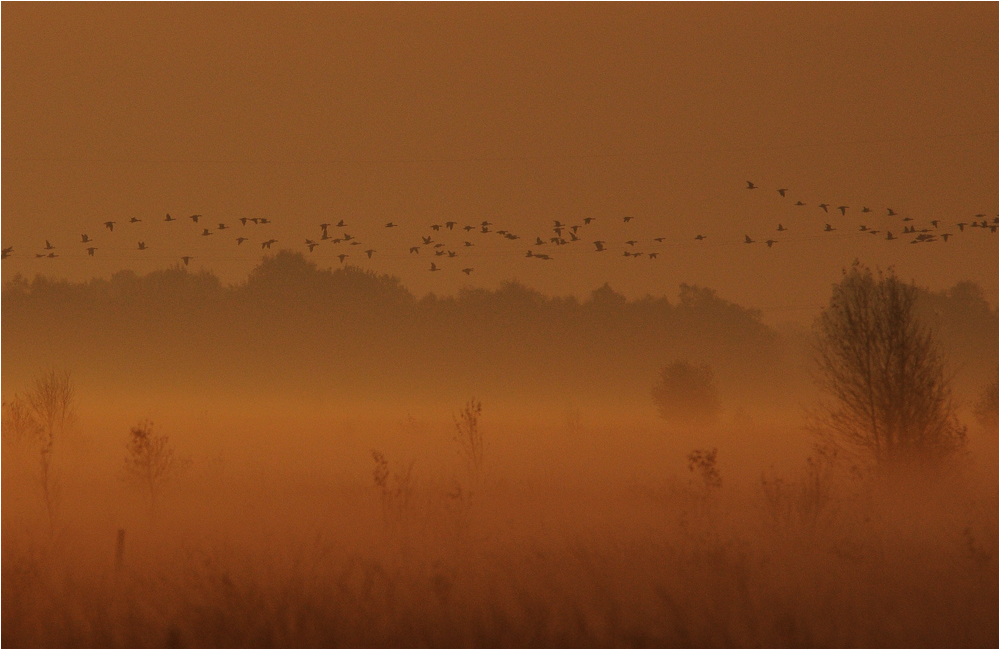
(8, 370, 75, 529)
(124, 420, 182, 514)
(453, 398, 484, 483)
(812, 263, 966, 466)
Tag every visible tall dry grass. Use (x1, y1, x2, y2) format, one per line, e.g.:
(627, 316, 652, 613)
(2, 402, 997, 647)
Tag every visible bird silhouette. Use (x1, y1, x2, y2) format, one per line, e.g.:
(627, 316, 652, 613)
(35, 253, 45, 258)
(623, 216, 633, 223)
(593, 241, 606, 252)
(338, 254, 348, 263)
(930, 220, 940, 228)
(957, 222, 967, 231)
(861, 207, 871, 213)
(201, 228, 212, 236)
(695, 234, 706, 241)
(1, 247, 12, 259)
(430, 262, 440, 272)
(87, 247, 97, 256)
(409, 246, 420, 254)
(306, 241, 319, 252)
(744, 235, 755, 244)
(447, 251, 457, 258)
(44, 240, 55, 250)
(886, 231, 896, 240)
(648, 252, 659, 259)
(765, 239, 777, 248)
(336, 220, 346, 227)
(746, 181, 758, 190)
(250, 218, 260, 224)
(481, 221, 493, 227)
(583, 217, 594, 224)
(259, 218, 271, 225)
(463, 225, 475, 232)
(129, 217, 141, 223)
(434, 250, 445, 257)
(777, 224, 787, 232)
(431, 224, 441, 231)
(239, 217, 248, 226)
(81, 234, 92, 243)
(824, 224, 836, 232)
(795, 201, 806, 206)
(446, 222, 457, 230)
(525, 250, 534, 257)
(165, 214, 175, 222)
(625, 240, 637, 247)
(464, 241, 474, 247)
(236, 237, 248, 245)
(837, 206, 849, 215)
(818, 203, 829, 213)
(218, 223, 228, 230)
(261, 239, 277, 249)
(859, 225, 868, 232)
(191, 214, 202, 223)
(535, 237, 546, 246)
(422, 236, 433, 245)
(902, 217, 913, 222)
(104, 221, 116, 231)
(138, 242, 147, 250)
(941, 233, 952, 242)
(887, 208, 897, 216)
(365, 249, 375, 259)
(654, 237, 665, 243)
(386, 222, 397, 228)
(462, 268, 473, 275)
(777, 188, 788, 197)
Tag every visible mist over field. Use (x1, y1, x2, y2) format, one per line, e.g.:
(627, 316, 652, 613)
(3, 2, 998, 648)
(3, 257, 998, 647)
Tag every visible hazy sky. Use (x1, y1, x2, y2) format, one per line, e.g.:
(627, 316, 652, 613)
(3, 3, 997, 322)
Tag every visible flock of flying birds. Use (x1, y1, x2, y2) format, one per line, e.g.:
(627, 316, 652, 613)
(2, 181, 996, 275)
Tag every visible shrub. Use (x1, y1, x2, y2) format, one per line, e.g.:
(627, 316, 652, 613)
(652, 361, 721, 424)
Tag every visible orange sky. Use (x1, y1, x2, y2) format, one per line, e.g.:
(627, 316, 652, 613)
(3, 3, 997, 322)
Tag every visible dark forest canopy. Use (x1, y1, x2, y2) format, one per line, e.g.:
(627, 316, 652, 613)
(3, 252, 995, 406)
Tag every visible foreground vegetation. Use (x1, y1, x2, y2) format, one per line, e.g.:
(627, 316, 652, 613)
(3, 407, 996, 648)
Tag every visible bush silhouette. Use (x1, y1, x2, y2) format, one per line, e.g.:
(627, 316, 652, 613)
(651, 361, 721, 424)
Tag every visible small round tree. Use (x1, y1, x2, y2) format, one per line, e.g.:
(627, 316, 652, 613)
(124, 420, 183, 515)
(651, 361, 721, 424)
